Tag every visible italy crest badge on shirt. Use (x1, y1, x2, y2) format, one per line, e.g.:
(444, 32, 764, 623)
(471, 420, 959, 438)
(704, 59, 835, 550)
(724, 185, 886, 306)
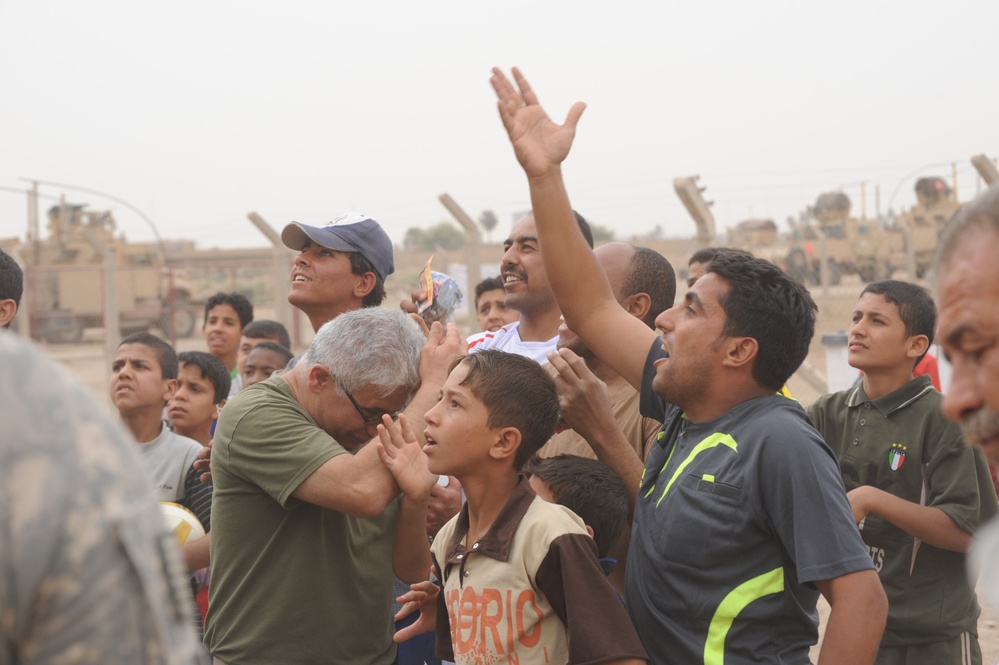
(888, 443, 907, 471)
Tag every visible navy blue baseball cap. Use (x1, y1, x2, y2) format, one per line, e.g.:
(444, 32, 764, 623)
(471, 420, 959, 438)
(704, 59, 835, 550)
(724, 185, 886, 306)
(281, 212, 395, 281)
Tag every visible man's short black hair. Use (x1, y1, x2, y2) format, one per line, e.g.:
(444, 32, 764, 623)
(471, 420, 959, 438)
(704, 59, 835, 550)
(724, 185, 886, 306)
(861, 280, 936, 367)
(0, 248, 23, 327)
(688, 246, 724, 266)
(524, 455, 629, 558)
(204, 292, 254, 329)
(241, 319, 291, 350)
(622, 246, 677, 328)
(707, 253, 817, 392)
(178, 351, 231, 404)
(118, 332, 178, 379)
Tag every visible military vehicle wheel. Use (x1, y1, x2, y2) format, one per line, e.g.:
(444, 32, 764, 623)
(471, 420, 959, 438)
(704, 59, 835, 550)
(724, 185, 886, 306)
(121, 324, 151, 337)
(40, 317, 84, 344)
(173, 302, 198, 337)
(162, 304, 197, 339)
(859, 263, 892, 283)
(823, 260, 842, 286)
(786, 248, 811, 283)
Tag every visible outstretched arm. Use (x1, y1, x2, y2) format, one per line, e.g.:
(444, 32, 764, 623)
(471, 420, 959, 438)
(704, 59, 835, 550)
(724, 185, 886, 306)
(491, 67, 656, 390)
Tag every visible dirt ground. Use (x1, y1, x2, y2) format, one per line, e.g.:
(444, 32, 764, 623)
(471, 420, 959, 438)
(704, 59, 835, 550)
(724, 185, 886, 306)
(34, 278, 999, 662)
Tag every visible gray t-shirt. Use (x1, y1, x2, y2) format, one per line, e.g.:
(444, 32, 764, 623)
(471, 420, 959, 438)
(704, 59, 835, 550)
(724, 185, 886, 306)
(138, 424, 211, 533)
(139, 424, 203, 503)
(628, 340, 874, 664)
(0, 332, 202, 665)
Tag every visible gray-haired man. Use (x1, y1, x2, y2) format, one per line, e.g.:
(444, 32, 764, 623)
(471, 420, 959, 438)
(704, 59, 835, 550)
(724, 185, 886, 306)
(934, 184, 999, 619)
(205, 308, 464, 665)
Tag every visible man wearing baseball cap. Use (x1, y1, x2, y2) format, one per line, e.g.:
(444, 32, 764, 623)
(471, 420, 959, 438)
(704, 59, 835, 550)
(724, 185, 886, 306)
(282, 212, 395, 333)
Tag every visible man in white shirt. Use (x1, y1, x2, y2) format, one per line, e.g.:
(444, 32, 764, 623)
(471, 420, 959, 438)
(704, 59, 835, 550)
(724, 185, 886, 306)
(467, 212, 593, 362)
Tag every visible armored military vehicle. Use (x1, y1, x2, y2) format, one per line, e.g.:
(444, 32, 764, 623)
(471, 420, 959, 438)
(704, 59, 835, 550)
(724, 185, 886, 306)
(785, 191, 892, 285)
(887, 177, 960, 278)
(24, 203, 198, 343)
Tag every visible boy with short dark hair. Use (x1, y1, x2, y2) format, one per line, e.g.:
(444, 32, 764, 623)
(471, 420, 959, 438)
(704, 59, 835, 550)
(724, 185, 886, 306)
(234, 319, 291, 396)
(384, 350, 646, 665)
(524, 454, 628, 570)
(473, 275, 518, 333)
(110, 333, 213, 574)
(808, 280, 998, 665)
(202, 292, 253, 394)
(242, 341, 294, 388)
(240, 318, 291, 352)
(169, 351, 230, 447)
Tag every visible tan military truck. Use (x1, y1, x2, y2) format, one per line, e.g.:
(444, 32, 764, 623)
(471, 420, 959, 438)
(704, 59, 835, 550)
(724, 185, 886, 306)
(887, 177, 960, 278)
(727, 218, 791, 266)
(24, 204, 198, 343)
(785, 191, 892, 285)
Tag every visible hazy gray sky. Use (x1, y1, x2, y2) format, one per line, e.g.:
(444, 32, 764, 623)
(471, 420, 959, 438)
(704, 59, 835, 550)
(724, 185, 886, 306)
(2, 0, 995, 250)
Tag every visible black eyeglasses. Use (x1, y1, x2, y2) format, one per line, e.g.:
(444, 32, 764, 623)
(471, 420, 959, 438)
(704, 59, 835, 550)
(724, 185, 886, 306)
(338, 380, 392, 427)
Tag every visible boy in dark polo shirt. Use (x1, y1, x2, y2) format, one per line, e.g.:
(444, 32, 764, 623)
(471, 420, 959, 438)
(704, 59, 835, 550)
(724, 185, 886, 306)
(808, 280, 998, 665)
(383, 350, 646, 665)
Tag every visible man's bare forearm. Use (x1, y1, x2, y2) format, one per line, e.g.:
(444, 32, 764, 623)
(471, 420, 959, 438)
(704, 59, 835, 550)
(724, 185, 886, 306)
(393, 495, 432, 584)
(587, 425, 644, 520)
(815, 569, 886, 665)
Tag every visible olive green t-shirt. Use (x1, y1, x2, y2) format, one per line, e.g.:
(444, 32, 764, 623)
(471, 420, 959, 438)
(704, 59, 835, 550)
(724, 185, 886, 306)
(205, 375, 400, 664)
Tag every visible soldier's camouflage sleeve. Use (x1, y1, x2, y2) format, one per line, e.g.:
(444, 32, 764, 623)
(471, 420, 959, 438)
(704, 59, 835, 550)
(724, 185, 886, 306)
(0, 333, 203, 665)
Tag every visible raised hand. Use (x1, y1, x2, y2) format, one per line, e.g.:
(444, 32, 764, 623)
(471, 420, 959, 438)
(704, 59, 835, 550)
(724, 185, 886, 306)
(418, 321, 466, 387)
(490, 67, 586, 179)
(547, 348, 619, 447)
(376, 413, 437, 501)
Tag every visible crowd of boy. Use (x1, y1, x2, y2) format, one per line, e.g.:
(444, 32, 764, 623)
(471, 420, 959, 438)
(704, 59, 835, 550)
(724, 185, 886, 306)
(4, 70, 999, 665)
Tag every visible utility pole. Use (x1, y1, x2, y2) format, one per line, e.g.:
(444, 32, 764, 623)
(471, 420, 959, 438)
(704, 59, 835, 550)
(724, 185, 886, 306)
(247, 212, 295, 342)
(438, 193, 482, 322)
(27, 182, 39, 262)
(971, 154, 999, 186)
(673, 176, 716, 245)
